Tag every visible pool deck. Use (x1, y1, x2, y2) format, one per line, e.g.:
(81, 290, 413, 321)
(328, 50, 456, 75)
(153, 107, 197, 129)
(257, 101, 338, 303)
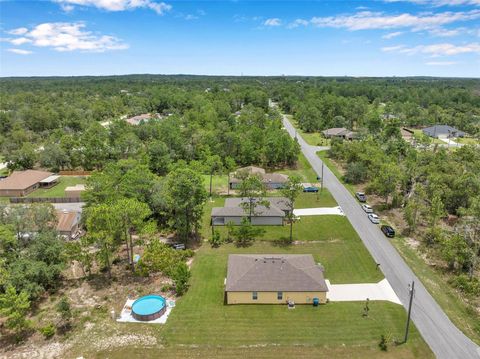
(117, 298, 175, 324)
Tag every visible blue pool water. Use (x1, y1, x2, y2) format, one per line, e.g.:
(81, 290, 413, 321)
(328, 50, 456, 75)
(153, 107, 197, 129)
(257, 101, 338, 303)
(132, 295, 166, 316)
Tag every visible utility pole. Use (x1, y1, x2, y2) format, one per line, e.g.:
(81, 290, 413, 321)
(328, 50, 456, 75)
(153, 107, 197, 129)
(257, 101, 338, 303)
(404, 281, 415, 343)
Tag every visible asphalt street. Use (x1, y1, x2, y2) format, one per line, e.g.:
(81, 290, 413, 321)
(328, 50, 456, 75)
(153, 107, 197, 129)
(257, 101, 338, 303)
(283, 114, 480, 359)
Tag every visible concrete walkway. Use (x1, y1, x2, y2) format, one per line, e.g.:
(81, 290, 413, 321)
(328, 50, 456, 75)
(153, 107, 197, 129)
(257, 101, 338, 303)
(293, 206, 344, 216)
(438, 137, 463, 148)
(325, 278, 401, 305)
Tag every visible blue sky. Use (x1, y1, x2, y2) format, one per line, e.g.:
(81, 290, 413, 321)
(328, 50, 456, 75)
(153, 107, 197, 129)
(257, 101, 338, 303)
(1, 0, 479, 77)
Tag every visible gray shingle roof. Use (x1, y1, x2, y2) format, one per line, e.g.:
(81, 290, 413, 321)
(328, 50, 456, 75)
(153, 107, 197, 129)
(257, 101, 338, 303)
(422, 125, 465, 138)
(226, 254, 328, 292)
(212, 197, 289, 217)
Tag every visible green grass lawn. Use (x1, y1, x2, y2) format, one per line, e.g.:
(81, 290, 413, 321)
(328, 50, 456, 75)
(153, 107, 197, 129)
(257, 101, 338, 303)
(456, 137, 480, 145)
(317, 150, 356, 195)
(273, 152, 318, 183)
(289, 116, 331, 147)
(27, 176, 86, 198)
(202, 174, 229, 195)
(152, 242, 430, 357)
(204, 196, 383, 284)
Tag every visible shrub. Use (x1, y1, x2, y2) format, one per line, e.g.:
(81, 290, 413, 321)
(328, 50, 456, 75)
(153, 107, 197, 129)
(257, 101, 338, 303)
(449, 275, 480, 296)
(137, 240, 191, 277)
(172, 263, 190, 296)
(40, 323, 55, 339)
(378, 334, 388, 351)
(209, 230, 222, 247)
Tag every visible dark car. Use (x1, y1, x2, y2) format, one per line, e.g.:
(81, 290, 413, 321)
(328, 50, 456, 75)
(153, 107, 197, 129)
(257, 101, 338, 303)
(355, 192, 367, 202)
(303, 186, 319, 193)
(381, 225, 395, 238)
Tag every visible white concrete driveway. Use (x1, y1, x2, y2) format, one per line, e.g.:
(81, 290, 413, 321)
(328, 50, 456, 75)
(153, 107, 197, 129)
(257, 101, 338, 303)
(325, 278, 401, 304)
(293, 206, 344, 216)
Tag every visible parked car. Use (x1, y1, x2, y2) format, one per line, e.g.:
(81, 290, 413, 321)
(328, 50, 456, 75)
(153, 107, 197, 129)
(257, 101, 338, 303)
(361, 204, 373, 213)
(368, 213, 380, 224)
(303, 186, 319, 193)
(355, 192, 367, 202)
(381, 225, 395, 238)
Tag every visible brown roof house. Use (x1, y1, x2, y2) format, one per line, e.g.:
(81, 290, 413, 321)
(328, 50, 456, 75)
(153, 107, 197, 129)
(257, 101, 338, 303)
(56, 210, 82, 239)
(211, 197, 290, 226)
(322, 128, 357, 140)
(225, 254, 328, 304)
(229, 166, 289, 190)
(0, 170, 59, 197)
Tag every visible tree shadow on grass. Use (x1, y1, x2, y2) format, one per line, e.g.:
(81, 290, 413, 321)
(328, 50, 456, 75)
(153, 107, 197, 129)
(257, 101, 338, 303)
(272, 236, 293, 248)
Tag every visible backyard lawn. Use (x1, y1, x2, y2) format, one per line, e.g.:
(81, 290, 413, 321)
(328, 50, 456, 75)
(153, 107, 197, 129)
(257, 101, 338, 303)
(456, 137, 480, 145)
(89, 241, 431, 359)
(288, 116, 331, 147)
(27, 176, 86, 198)
(204, 195, 383, 284)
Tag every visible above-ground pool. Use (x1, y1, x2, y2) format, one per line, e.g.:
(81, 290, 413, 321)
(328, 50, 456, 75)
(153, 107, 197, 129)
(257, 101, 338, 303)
(131, 295, 166, 321)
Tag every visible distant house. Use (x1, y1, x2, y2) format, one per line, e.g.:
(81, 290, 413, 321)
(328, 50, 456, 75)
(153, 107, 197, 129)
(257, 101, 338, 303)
(65, 184, 85, 198)
(422, 125, 466, 139)
(56, 210, 81, 239)
(0, 170, 59, 197)
(229, 166, 289, 190)
(211, 197, 290, 226)
(225, 254, 328, 304)
(322, 128, 357, 140)
(125, 113, 160, 126)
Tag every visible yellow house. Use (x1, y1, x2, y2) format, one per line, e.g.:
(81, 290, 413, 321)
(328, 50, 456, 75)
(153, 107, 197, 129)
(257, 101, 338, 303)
(225, 254, 328, 305)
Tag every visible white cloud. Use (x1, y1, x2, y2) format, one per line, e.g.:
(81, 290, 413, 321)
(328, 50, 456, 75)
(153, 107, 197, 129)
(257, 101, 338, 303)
(184, 14, 198, 20)
(382, 42, 480, 56)
(428, 27, 463, 36)
(425, 61, 458, 65)
(287, 19, 309, 29)
(7, 48, 33, 55)
(264, 18, 281, 26)
(384, 0, 480, 6)
(54, 0, 172, 15)
(310, 10, 480, 31)
(382, 31, 404, 39)
(10, 37, 32, 45)
(8, 27, 29, 35)
(6, 22, 128, 53)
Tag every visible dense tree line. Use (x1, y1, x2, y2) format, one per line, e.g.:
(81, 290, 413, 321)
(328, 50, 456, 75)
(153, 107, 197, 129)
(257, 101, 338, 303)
(271, 77, 480, 136)
(0, 76, 299, 173)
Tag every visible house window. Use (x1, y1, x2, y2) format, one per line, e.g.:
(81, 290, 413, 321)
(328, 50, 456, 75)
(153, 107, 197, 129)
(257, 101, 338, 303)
(252, 291, 258, 300)
(277, 292, 283, 300)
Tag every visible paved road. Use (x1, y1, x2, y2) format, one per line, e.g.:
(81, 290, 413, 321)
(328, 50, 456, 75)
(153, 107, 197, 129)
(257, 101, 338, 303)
(283, 115, 480, 359)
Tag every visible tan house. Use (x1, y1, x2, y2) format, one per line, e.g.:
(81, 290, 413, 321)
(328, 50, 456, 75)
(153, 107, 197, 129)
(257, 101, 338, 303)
(0, 170, 58, 197)
(65, 184, 86, 198)
(56, 210, 81, 239)
(229, 166, 289, 190)
(225, 254, 328, 305)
